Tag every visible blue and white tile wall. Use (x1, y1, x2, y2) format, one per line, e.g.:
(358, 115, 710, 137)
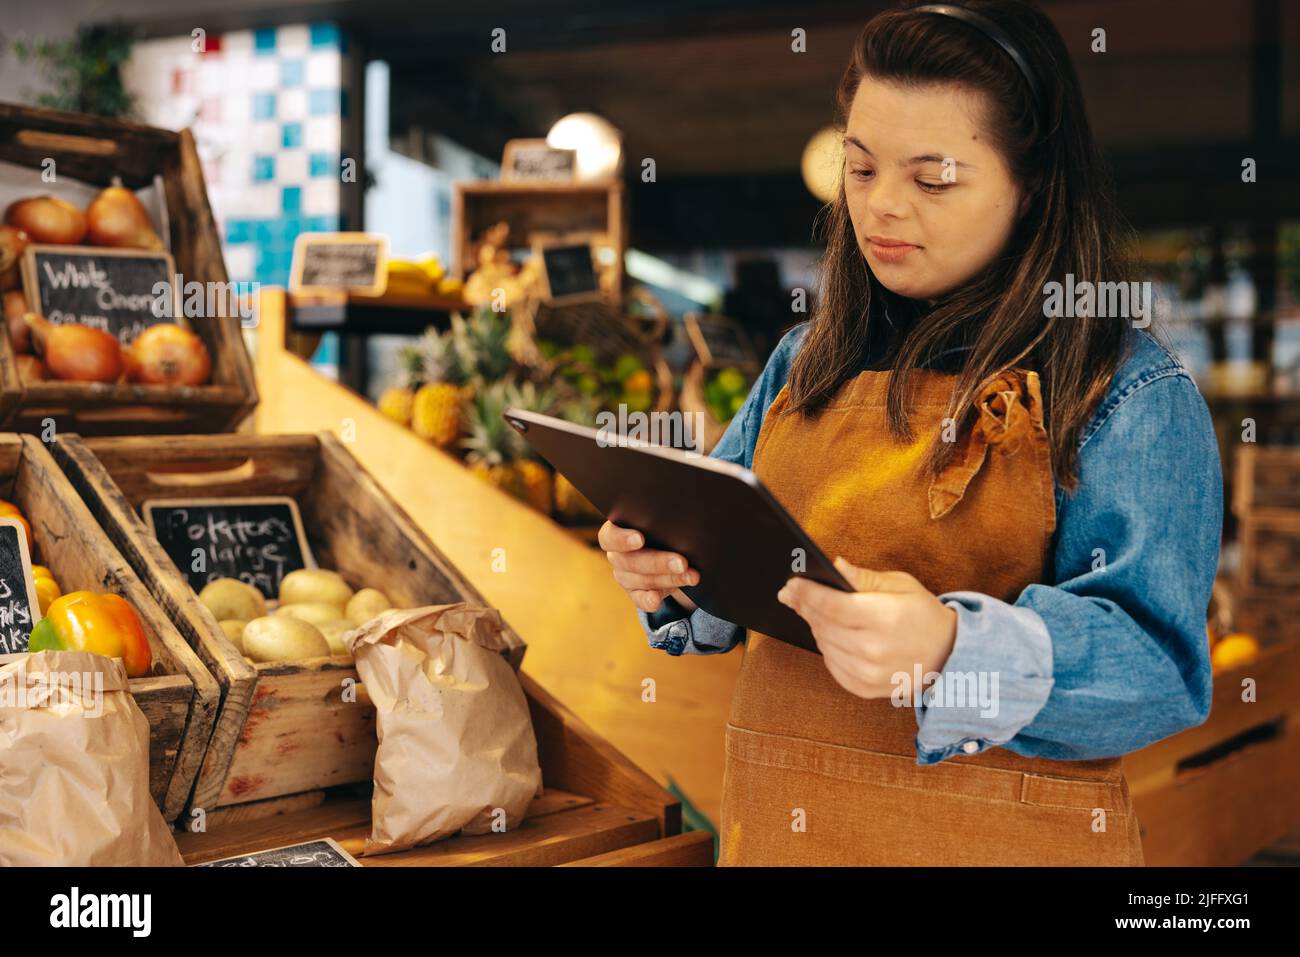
(126, 23, 346, 288)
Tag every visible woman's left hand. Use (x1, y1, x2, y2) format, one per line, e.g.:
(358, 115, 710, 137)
(777, 556, 958, 701)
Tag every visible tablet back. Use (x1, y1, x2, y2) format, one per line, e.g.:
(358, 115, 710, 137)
(505, 408, 851, 652)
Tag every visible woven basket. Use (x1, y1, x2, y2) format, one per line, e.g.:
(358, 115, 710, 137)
(513, 291, 674, 414)
(678, 361, 730, 453)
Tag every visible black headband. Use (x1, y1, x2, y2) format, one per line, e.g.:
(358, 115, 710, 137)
(913, 3, 1044, 117)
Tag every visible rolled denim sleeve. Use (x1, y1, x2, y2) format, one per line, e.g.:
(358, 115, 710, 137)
(635, 323, 810, 656)
(913, 367, 1220, 764)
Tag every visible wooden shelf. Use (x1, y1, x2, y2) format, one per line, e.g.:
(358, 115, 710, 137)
(286, 292, 467, 336)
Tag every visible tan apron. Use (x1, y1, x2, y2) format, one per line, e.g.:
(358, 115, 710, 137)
(718, 367, 1145, 866)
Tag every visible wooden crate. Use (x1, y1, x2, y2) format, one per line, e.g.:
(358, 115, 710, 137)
(1237, 513, 1300, 591)
(1124, 637, 1300, 865)
(0, 434, 219, 822)
(174, 671, 683, 863)
(0, 102, 257, 434)
(53, 431, 527, 815)
(1233, 445, 1300, 515)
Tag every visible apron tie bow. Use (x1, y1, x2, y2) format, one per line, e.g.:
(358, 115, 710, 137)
(928, 369, 1047, 519)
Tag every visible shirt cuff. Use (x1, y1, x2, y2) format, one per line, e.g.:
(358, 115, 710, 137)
(636, 595, 742, 656)
(913, 591, 1055, 765)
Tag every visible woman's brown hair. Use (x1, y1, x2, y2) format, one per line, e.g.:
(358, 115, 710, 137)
(787, 0, 1133, 490)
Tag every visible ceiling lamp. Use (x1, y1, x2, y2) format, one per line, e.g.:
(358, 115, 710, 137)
(801, 125, 843, 203)
(547, 112, 623, 182)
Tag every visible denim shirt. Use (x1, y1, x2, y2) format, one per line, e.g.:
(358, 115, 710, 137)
(637, 323, 1221, 766)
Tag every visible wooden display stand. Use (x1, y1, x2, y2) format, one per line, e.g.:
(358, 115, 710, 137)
(0, 433, 219, 823)
(175, 674, 714, 866)
(0, 103, 258, 435)
(54, 431, 526, 816)
(452, 181, 625, 295)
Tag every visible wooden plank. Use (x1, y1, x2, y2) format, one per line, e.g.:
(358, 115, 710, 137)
(177, 798, 373, 865)
(560, 830, 715, 867)
(177, 788, 600, 865)
(80, 433, 321, 505)
(1133, 719, 1300, 866)
(1123, 637, 1300, 789)
(217, 663, 377, 805)
(352, 804, 659, 867)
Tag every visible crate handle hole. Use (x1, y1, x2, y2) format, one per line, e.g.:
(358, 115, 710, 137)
(1175, 716, 1286, 776)
(16, 129, 119, 157)
(144, 458, 257, 487)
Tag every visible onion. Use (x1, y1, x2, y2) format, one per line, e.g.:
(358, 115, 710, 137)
(5, 290, 30, 353)
(0, 225, 29, 291)
(86, 183, 163, 250)
(25, 313, 124, 382)
(4, 196, 87, 245)
(15, 353, 46, 384)
(125, 323, 211, 386)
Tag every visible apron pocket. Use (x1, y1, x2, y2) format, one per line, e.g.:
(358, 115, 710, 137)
(1019, 771, 1130, 812)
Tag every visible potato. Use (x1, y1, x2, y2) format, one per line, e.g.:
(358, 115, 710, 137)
(279, 569, 353, 608)
(218, 619, 249, 653)
(317, 619, 355, 656)
(200, 578, 267, 622)
(346, 588, 391, 626)
(276, 602, 346, 627)
(241, 616, 330, 663)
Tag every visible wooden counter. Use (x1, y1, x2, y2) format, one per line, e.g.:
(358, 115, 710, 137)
(251, 289, 740, 827)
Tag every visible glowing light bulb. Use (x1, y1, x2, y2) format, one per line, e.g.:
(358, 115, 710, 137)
(547, 112, 623, 182)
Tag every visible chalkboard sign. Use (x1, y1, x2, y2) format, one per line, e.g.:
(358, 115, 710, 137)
(197, 837, 360, 867)
(0, 518, 40, 655)
(290, 233, 388, 296)
(143, 497, 316, 599)
(685, 312, 759, 370)
(536, 241, 600, 305)
(502, 139, 577, 183)
(21, 244, 181, 346)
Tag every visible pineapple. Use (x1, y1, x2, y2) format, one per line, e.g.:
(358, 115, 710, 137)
(452, 307, 514, 385)
(462, 382, 526, 499)
(376, 343, 426, 426)
(410, 328, 468, 448)
(378, 387, 414, 426)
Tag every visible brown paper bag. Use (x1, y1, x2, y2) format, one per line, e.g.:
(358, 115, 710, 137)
(0, 650, 183, 866)
(345, 603, 543, 856)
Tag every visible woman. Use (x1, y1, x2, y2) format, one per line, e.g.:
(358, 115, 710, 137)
(600, 0, 1221, 866)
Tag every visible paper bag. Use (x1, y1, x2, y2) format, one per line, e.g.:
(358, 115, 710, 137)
(346, 603, 543, 856)
(0, 650, 184, 866)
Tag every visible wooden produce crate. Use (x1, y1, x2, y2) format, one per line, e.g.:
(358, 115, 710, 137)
(1123, 636, 1300, 866)
(1232, 445, 1300, 515)
(52, 431, 526, 816)
(175, 673, 686, 863)
(0, 102, 257, 434)
(0, 433, 219, 822)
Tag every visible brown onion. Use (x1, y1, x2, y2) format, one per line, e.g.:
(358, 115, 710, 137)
(15, 353, 46, 384)
(26, 313, 124, 382)
(0, 225, 29, 291)
(126, 323, 211, 386)
(5, 290, 30, 353)
(5, 196, 87, 245)
(86, 183, 163, 250)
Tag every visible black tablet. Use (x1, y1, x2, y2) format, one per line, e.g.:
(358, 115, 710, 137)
(503, 408, 853, 652)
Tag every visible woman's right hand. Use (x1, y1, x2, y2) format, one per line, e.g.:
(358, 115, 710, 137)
(598, 520, 700, 614)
